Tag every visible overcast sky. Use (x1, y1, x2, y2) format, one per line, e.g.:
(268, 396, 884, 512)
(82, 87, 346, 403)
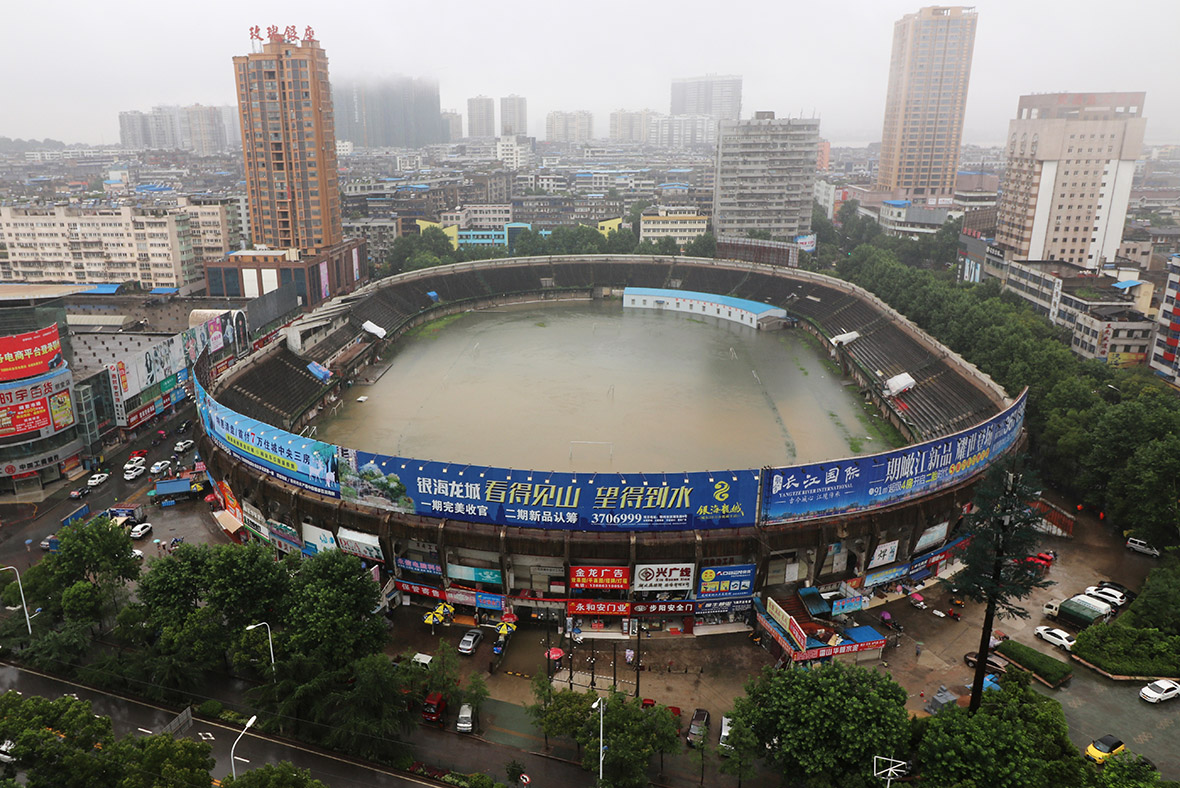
(3, 0, 1176, 147)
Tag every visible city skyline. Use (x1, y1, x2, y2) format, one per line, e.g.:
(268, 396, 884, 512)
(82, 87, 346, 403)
(2, 0, 1178, 147)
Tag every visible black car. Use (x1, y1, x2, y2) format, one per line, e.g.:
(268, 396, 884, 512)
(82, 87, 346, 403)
(1096, 580, 1137, 600)
(178, 419, 193, 433)
(68, 487, 91, 499)
(686, 708, 710, 747)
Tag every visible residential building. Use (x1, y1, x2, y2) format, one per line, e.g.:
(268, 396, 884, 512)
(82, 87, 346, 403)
(874, 200, 952, 238)
(817, 140, 831, 171)
(814, 180, 855, 221)
(440, 205, 513, 230)
(501, 95, 528, 136)
(876, 6, 978, 204)
(468, 96, 496, 138)
(342, 216, 403, 267)
(546, 111, 594, 144)
(1150, 255, 1180, 383)
(649, 115, 717, 148)
(639, 207, 708, 246)
(994, 92, 1147, 270)
(119, 104, 229, 154)
(495, 135, 535, 170)
(186, 193, 249, 251)
(670, 75, 742, 121)
(177, 196, 232, 267)
(0, 205, 200, 291)
(440, 110, 463, 142)
(713, 112, 820, 239)
(184, 105, 229, 156)
(334, 77, 443, 148)
(610, 110, 660, 143)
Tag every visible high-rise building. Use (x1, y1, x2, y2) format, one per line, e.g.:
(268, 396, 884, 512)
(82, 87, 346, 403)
(649, 115, 717, 148)
(670, 75, 742, 121)
(609, 109, 660, 143)
(876, 6, 978, 204)
(496, 136, 534, 170)
(546, 111, 594, 143)
(441, 110, 463, 142)
(119, 105, 230, 154)
(501, 95, 528, 136)
(468, 96, 496, 138)
(713, 112, 820, 239)
(184, 105, 229, 156)
(994, 92, 1146, 269)
(233, 32, 341, 254)
(334, 77, 443, 148)
(119, 112, 150, 149)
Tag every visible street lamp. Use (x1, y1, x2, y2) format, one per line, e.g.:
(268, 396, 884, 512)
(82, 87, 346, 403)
(1, 566, 31, 635)
(230, 714, 257, 779)
(245, 622, 274, 678)
(591, 696, 605, 785)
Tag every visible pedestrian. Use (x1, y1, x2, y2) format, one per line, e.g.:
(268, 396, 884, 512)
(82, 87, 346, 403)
(915, 643, 922, 658)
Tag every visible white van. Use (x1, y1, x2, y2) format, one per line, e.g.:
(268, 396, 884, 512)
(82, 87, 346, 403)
(412, 653, 433, 670)
(718, 716, 733, 752)
(1126, 538, 1161, 557)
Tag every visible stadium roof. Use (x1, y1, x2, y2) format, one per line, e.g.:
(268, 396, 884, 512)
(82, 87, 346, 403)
(0, 284, 92, 301)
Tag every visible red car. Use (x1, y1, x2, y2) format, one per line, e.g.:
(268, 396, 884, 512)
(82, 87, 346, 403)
(130, 449, 149, 459)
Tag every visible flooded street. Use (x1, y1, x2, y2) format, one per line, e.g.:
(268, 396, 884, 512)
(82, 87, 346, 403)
(316, 300, 896, 473)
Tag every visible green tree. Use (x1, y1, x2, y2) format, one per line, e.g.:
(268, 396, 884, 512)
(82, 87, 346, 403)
(576, 693, 661, 788)
(284, 549, 386, 663)
(684, 232, 716, 258)
(647, 706, 680, 777)
(425, 640, 463, 708)
(0, 692, 115, 788)
(22, 621, 92, 675)
(60, 580, 102, 626)
(505, 759, 526, 784)
(687, 735, 712, 787)
(221, 762, 328, 787)
(135, 543, 211, 624)
(952, 462, 1053, 711)
(320, 654, 415, 762)
(717, 716, 759, 788)
(731, 661, 909, 788)
(206, 541, 291, 632)
(511, 228, 550, 257)
(655, 236, 680, 255)
(106, 734, 215, 788)
(526, 667, 556, 749)
(605, 228, 639, 254)
(463, 671, 490, 720)
(1097, 751, 1167, 787)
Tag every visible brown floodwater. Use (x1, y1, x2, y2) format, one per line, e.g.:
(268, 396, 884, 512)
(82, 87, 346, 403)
(314, 299, 892, 473)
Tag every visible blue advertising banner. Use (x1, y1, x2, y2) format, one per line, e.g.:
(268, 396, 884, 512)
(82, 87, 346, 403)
(397, 557, 443, 576)
(196, 381, 340, 498)
(762, 390, 1027, 525)
(447, 564, 503, 584)
(697, 564, 756, 597)
(695, 597, 753, 614)
(340, 450, 759, 531)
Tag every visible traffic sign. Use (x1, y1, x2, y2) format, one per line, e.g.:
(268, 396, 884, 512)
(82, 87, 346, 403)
(519, 775, 530, 785)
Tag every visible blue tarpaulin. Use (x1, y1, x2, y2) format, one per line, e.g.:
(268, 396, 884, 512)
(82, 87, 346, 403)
(150, 287, 179, 294)
(155, 479, 192, 495)
(306, 361, 332, 383)
(82, 283, 124, 294)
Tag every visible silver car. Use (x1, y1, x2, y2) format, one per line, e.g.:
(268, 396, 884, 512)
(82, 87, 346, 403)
(458, 628, 483, 654)
(456, 703, 474, 732)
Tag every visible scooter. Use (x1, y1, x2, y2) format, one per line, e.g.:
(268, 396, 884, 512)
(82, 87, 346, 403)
(946, 608, 962, 622)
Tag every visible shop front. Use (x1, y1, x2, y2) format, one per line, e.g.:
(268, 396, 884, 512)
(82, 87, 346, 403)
(630, 562, 695, 634)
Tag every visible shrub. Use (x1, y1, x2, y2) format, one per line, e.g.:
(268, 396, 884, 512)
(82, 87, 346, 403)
(1073, 623, 1180, 677)
(197, 700, 223, 717)
(466, 775, 495, 788)
(995, 640, 1072, 686)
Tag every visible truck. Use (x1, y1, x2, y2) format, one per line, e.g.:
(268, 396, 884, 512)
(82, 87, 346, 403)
(1043, 594, 1113, 629)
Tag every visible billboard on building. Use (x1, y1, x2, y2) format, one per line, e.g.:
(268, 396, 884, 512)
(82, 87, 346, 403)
(632, 563, 695, 591)
(0, 325, 64, 382)
(196, 381, 340, 498)
(762, 390, 1027, 525)
(0, 366, 74, 440)
(135, 335, 186, 391)
(697, 564, 756, 597)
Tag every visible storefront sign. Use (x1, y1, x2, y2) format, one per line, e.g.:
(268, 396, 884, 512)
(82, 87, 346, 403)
(567, 600, 631, 616)
(793, 637, 888, 662)
(337, 527, 385, 563)
(867, 539, 899, 570)
(0, 324, 63, 382)
(447, 563, 502, 584)
(476, 592, 504, 611)
(569, 566, 630, 589)
(913, 521, 950, 553)
(632, 563, 695, 592)
(395, 580, 447, 601)
(631, 600, 694, 616)
(267, 519, 302, 553)
(301, 523, 337, 555)
(697, 564, 756, 598)
(397, 557, 443, 576)
(831, 596, 868, 615)
(767, 597, 807, 651)
(762, 390, 1027, 525)
(694, 597, 753, 614)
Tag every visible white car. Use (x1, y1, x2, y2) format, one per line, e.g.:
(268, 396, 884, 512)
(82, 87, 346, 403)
(131, 549, 144, 561)
(87, 472, 110, 487)
(123, 456, 146, 469)
(1034, 626, 1076, 652)
(123, 465, 146, 481)
(718, 715, 734, 752)
(150, 460, 171, 475)
(1139, 679, 1180, 703)
(174, 439, 195, 453)
(129, 522, 153, 539)
(1085, 586, 1127, 607)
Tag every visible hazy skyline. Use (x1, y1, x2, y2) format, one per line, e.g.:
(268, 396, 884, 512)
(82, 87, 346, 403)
(3, 0, 1177, 147)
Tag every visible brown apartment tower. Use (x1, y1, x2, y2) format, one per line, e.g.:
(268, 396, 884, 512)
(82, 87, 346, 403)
(876, 6, 977, 205)
(233, 30, 342, 254)
(211, 28, 366, 306)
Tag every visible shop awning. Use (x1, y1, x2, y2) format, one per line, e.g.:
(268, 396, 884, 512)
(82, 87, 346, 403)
(910, 567, 934, 583)
(213, 510, 243, 533)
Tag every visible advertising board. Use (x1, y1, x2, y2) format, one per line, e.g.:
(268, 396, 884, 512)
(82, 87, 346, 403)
(632, 563, 695, 591)
(569, 566, 630, 590)
(567, 600, 631, 616)
(697, 564, 756, 598)
(0, 325, 63, 382)
(301, 523, 338, 555)
(762, 390, 1027, 525)
(0, 366, 74, 440)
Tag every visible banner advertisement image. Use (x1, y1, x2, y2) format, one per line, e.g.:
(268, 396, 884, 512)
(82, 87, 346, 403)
(697, 564, 756, 597)
(353, 248, 360, 281)
(338, 449, 759, 531)
(567, 600, 631, 616)
(136, 336, 186, 391)
(913, 521, 950, 553)
(0, 399, 52, 438)
(196, 381, 340, 498)
(0, 366, 74, 439)
(397, 557, 442, 576)
(867, 539, 899, 570)
(762, 390, 1027, 525)
(632, 563, 695, 592)
(319, 261, 330, 301)
(337, 527, 385, 563)
(569, 566, 630, 589)
(395, 580, 447, 601)
(301, 523, 338, 555)
(0, 324, 63, 382)
(795, 234, 818, 253)
(49, 391, 74, 431)
(447, 564, 502, 584)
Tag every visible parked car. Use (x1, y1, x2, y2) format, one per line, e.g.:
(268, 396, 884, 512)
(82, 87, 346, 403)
(1084, 734, 1125, 764)
(129, 522, 153, 539)
(39, 534, 56, 550)
(1085, 586, 1128, 607)
(458, 628, 483, 655)
(1126, 538, 1161, 557)
(174, 439, 195, 453)
(68, 488, 90, 499)
(718, 715, 734, 752)
(124, 456, 146, 470)
(123, 465, 146, 482)
(1034, 626, 1076, 652)
(964, 652, 1010, 674)
(131, 549, 144, 561)
(422, 691, 446, 726)
(87, 473, 110, 487)
(150, 460, 171, 475)
(1096, 580, 1137, 599)
(686, 708, 710, 748)
(456, 703, 474, 733)
(1139, 679, 1180, 704)
(0, 739, 13, 764)
(130, 449, 149, 459)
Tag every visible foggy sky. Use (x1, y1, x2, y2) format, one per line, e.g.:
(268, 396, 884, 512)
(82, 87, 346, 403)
(3, 0, 1177, 147)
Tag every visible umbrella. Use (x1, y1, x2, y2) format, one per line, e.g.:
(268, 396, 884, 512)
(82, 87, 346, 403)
(910, 593, 924, 602)
(502, 613, 519, 624)
(545, 647, 565, 660)
(423, 610, 444, 625)
(153, 538, 161, 544)
(879, 611, 892, 621)
(204, 494, 218, 503)
(495, 622, 516, 636)
(434, 602, 455, 615)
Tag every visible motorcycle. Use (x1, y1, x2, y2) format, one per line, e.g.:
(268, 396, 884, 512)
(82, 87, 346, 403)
(946, 608, 962, 622)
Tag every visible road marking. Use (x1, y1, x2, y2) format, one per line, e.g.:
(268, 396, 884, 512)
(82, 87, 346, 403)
(198, 732, 215, 741)
(137, 727, 152, 734)
(233, 756, 250, 763)
(485, 724, 546, 744)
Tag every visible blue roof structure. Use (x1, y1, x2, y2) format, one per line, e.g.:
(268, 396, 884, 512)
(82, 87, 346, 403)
(842, 625, 886, 643)
(150, 287, 179, 294)
(1111, 280, 1146, 289)
(883, 199, 910, 207)
(82, 283, 124, 294)
(625, 287, 784, 316)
